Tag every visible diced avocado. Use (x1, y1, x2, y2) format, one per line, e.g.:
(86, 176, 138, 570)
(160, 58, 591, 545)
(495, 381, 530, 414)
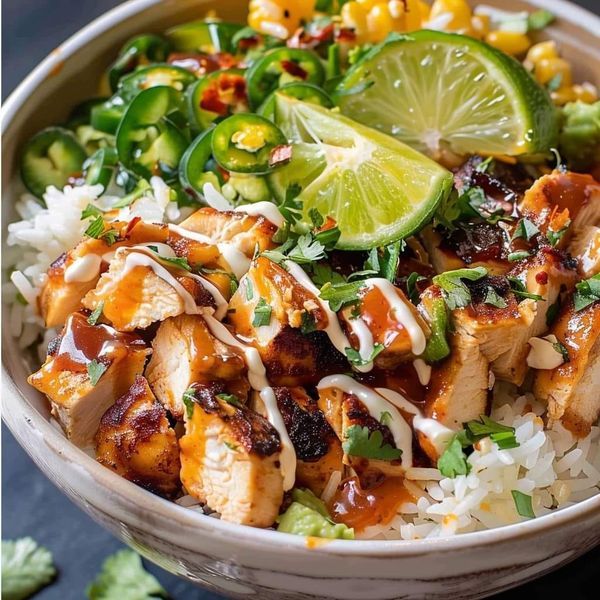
(558, 101, 600, 170)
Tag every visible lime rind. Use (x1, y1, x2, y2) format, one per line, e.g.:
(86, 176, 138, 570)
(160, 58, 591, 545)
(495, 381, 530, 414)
(269, 95, 453, 249)
(337, 30, 558, 157)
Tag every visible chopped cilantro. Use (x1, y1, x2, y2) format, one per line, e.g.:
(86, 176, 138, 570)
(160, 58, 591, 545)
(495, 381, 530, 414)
(380, 240, 405, 281)
(300, 311, 317, 334)
(343, 425, 402, 461)
(406, 272, 426, 305)
(546, 222, 570, 247)
(508, 250, 531, 262)
(147, 248, 191, 272)
(81, 203, 103, 220)
(364, 248, 380, 273)
(511, 490, 535, 518)
(278, 184, 302, 225)
(432, 267, 488, 310)
(182, 387, 197, 419)
(319, 280, 365, 312)
(1, 538, 56, 600)
(87, 302, 104, 326)
(100, 229, 120, 246)
(483, 286, 508, 308)
(313, 225, 341, 250)
(245, 278, 254, 300)
(310, 263, 346, 287)
(308, 207, 324, 229)
(87, 360, 107, 386)
(345, 343, 384, 366)
(573, 273, 600, 311)
(546, 299, 561, 326)
(252, 298, 272, 327)
(465, 416, 519, 450)
(86, 549, 167, 600)
(508, 276, 545, 301)
(553, 340, 570, 363)
(216, 393, 243, 408)
(84, 215, 105, 239)
(437, 436, 471, 478)
(286, 234, 327, 264)
(512, 218, 539, 241)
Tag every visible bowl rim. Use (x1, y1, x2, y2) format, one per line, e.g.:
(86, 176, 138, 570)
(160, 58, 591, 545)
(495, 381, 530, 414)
(2, 0, 600, 557)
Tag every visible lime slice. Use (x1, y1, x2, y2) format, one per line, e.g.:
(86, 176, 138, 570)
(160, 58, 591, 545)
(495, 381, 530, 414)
(336, 30, 558, 158)
(268, 94, 453, 250)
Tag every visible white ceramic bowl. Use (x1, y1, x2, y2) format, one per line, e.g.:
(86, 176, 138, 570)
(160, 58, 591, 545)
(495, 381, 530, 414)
(2, 1, 600, 598)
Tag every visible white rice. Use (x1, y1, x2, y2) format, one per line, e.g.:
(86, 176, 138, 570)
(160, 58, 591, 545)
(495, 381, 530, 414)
(5, 182, 600, 539)
(357, 386, 600, 540)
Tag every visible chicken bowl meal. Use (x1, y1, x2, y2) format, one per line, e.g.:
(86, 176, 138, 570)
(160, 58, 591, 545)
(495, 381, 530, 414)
(5, 0, 600, 547)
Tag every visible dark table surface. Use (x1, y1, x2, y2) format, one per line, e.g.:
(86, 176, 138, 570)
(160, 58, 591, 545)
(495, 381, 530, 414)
(2, 1, 599, 598)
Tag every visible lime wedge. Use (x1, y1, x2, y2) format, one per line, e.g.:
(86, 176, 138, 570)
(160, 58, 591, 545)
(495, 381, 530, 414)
(336, 30, 558, 158)
(268, 95, 453, 250)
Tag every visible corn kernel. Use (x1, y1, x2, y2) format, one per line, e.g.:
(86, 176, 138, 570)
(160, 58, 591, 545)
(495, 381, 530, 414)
(341, 1, 369, 40)
(356, 0, 378, 10)
(429, 0, 472, 31)
(367, 3, 394, 42)
(388, 0, 405, 20)
(248, 0, 316, 39)
(551, 87, 576, 106)
(485, 30, 531, 56)
(417, 0, 431, 22)
(403, 0, 424, 30)
(534, 57, 572, 87)
(572, 82, 598, 103)
(526, 40, 559, 64)
(470, 14, 490, 39)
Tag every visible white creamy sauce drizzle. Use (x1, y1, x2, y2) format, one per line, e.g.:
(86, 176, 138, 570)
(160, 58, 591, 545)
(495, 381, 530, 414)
(64, 254, 102, 283)
(317, 375, 414, 467)
(412, 359, 432, 386)
(168, 224, 251, 280)
(202, 183, 285, 228)
(366, 278, 427, 356)
(203, 313, 296, 491)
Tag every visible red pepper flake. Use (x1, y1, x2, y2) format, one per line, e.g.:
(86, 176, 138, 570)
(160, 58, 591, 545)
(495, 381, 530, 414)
(237, 35, 261, 51)
(318, 216, 338, 232)
(200, 73, 248, 115)
(269, 144, 293, 168)
(287, 22, 334, 49)
(281, 60, 308, 80)
(335, 28, 357, 43)
(535, 271, 549, 285)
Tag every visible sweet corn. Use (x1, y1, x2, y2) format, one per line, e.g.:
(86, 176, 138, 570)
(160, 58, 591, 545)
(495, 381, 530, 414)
(403, 0, 424, 31)
(341, 1, 369, 42)
(429, 0, 472, 32)
(485, 30, 531, 56)
(366, 2, 394, 42)
(248, 0, 316, 40)
(572, 82, 599, 103)
(417, 0, 431, 22)
(526, 40, 559, 65)
(534, 57, 573, 87)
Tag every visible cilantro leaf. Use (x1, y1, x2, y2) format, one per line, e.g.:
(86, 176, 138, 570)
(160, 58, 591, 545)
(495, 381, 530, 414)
(364, 248, 380, 273)
(432, 267, 488, 310)
(483, 286, 508, 308)
(286, 234, 327, 264)
(308, 207, 324, 229)
(84, 215, 105, 239)
(345, 343, 384, 366)
(313, 225, 341, 250)
(573, 273, 600, 311)
(252, 298, 272, 327)
(87, 360, 107, 386)
(465, 416, 519, 449)
(81, 203, 104, 220)
(216, 393, 243, 407)
(101, 229, 120, 246)
(437, 435, 471, 478)
(245, 278, 254, 301)
(1, 538, 56, 600)
(182, 387, 197, 419)
(406, 272, 426, 304)
(546, 222, 570, 246)
(508, 250, 531, 262)
(343, 425, 402, 461)
(146, 248, 191, 272)
(278, 184, 302, 225)
(508, 276, 545, 301)
(528, 9, 554, 30)
(86, 549, 167, 600)
(552, 340, 570, 363)
(87, 302, 104, 326)
(319, 281, 365, 312)
(512, 218, 540, 242)
(511, 490, 535, 518)
(310, 263, 346, 287)
(380, 240, 405, 281)
(300, 311, 317, 334)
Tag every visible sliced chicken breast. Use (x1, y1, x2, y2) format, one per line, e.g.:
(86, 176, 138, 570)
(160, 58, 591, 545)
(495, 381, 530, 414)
(533, 298, 600, 437)
(96, 376, 181, 498)
(28, 312, 150, 446)
(146, 314, 249, 419)
(179, 382, 284, 527)
(569, 226, 600, 279)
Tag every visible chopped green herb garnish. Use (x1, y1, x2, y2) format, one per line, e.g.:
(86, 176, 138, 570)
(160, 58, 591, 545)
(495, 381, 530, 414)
(224, 441, 240, 452)
(345, 343, 384, 366)
(573, 273, 600, 311)
(553, 339, 570, 363)
(245, 278, 254, 301)
(343, 425, 402, 461)
(508, 276, 545, 301)
(437, 436, 470, 478)
(406, 272, 426, 305)
(511, 490, 535, 518)
(546, 222, 570, 246)
(147, 247, 191, 271)
(313, 225, 341, 250)
(278, 184, 302, 225)
(465, 416, 519, 450)
(300, 311, 317, 334)
(286, 234, 327, 264)
(87, 302, 104, 326)
(87, 359, 107, 386)
(508, 250, 531, 262)
(216, 393, 243, 408)
(252, 298, 272, 327)
(528, 8, 555, 30)
(182, 387, 196, 419)
(483, 286, 508, 308)
(380, 240, 405, 281)
(100, 229, 120, 246)
(84, 215, 105, 239)
(81, 203, 103, 220)
(319, 280, 365, 312)
(546, 300, 560, 326)
(310, 263, 346, 287)
(308, 207, 324, 229)
(512, 218, 539, 241)
(432, 266, 488, 310)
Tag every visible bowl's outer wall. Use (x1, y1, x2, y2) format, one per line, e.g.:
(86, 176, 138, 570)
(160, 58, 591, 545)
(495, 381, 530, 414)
(2, 1, 600, 599)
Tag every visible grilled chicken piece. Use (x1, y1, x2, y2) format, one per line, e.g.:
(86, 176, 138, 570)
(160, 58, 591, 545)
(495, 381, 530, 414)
(339, 283, 431, 369)
(317, 386, 404, 480)
(82, 247, 222, 331)
(179, 207, 278, 256)
(28, 312, 150, 446)
(490, 248, 578, 385)
(569, 226, 600, 279)
(146, 314, 249, 419)
(271, 387, 343, 496)
(228, 257, 345, 385)
(533, 298, 600, 437)
(179, 382, 283, 527)
(424, 333, 489, 429)
(95, 376, 180, 498)
(519, 171, 600, 247)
